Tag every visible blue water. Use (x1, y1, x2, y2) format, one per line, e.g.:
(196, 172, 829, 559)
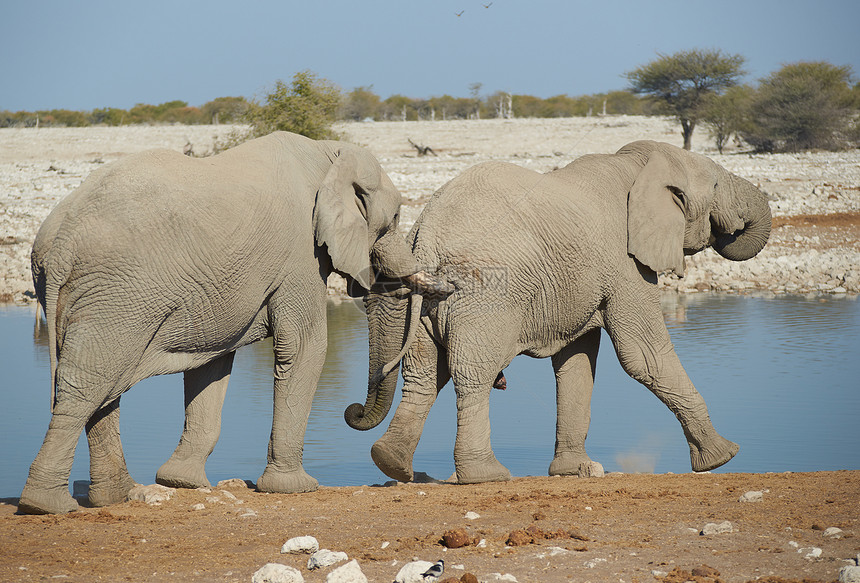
(1, 294, 858, 499)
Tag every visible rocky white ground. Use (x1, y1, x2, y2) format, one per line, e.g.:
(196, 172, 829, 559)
(1, 117, 858, 303)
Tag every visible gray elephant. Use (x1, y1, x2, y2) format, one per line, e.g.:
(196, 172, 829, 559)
(20, 131, 449, 515)
(345, 140, 771, 484)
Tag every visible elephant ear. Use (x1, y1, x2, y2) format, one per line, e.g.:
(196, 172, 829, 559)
(627, 149, 687, 276)
(313, 148, 373, 289)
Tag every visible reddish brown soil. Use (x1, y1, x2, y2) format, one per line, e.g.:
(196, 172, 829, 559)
(2, 471, 857, 583)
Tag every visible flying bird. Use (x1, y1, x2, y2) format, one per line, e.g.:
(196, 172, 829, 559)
(422, 560, 445, 580)
(483, 2, 493, 7)
(455, 10, 464, 16)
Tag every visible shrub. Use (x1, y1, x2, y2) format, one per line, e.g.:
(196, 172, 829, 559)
(244, 70, 341, 140)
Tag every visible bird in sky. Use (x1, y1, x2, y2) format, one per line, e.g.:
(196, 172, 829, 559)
(455, 10, 464, 16)
(422, 560, 445, 581)
(483, 2, 493, 7)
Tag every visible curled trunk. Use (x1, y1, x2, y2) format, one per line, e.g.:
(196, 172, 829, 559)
(344, 284, 411, 430)
(711, 171, 772, 261)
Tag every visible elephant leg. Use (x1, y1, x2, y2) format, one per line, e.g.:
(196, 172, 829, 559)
(157, 352, 234, 489)
(19, 358, 112, 514)
(607, 298, 738, 472)
(371, 325, 450, 483)
(255, 305, 325, 494)
(447, 319, 515, 484)
(549, 328, 601, 476)
(86, 397, 137, 506)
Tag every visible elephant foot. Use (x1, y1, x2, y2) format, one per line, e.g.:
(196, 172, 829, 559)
(371, 439, 414, 483)
(88, 472, 138, 507)
(455, 455, 511, 485)
(156, 457, 211, 490)
(548, 451, 592, 476)
(256, 466, 318, 494)
(19, 483, 79, 515)
(690, 434, 739, 472)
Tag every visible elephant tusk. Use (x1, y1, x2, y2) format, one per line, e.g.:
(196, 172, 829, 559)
(404, 271, 456, 298)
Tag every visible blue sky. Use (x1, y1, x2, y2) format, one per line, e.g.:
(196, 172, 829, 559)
(3, 0, 859, 111)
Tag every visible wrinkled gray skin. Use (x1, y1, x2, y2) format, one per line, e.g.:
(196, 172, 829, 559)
(346, 140, 771, 485)
(20, 131, 449, 515)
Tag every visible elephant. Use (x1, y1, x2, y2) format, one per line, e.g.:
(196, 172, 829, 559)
(19, 131, 450, 515)
(345, 140, 771, 485)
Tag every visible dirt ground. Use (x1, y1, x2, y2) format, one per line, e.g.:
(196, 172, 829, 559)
(1, 471, 857, 583)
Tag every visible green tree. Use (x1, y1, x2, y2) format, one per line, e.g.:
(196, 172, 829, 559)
(91, 107, 127, 125)
(201, 96, 251, 124)
(340, 86, 381, 121)
(745, 61, 856, 152)
(245, 70, 342, 140)
(700, 85, 754, 153)
(626, 49, 746, 149)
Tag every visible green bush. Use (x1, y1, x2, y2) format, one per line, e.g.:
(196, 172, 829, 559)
(244, 70, 341, 140)
(744, 61, 856, 152)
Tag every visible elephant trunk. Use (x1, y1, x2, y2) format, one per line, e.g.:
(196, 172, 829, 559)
(370, 230, 454, 297)
(344, 285, 412, 430)
(711, 171, 772, 262)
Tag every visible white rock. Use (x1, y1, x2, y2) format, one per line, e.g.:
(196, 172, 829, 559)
(393, 560, 433, 583)
(839, 565, 860, 582)
(805, 547, 823, 560)
(326, 560, 367, 583)
(217, 478, 249, 489)
(739, 490, 763, 502)
(252, 563, 304, 583)
(190, 503, 205, 511)
(464, 511, 481, 520)
(128, 484, 175, 505)
(536, 546, 571, 558)
(381, 541, 390, 549)
(701, 521, 733, 536)
(281, 536, 319, 554)
(308, 549, 348, 570)
(824, 527, 844, 538)
(584, 558, 607, 568)
(490, 574, 518, 582)
(578, 460, 605, 478)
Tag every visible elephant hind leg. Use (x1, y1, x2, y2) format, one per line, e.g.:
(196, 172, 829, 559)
(86, 397, 137, 506)
(549, 328, 601, 476)
(157, 352, 234, 489)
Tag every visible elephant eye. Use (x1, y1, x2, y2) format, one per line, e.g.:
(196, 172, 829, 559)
(668, 186, 687, 212)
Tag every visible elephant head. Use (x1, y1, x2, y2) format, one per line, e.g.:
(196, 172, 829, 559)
(312, 144, 452, 295)
(618, 140, 772, 276)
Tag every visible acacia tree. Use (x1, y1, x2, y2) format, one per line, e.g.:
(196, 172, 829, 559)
(626, 49, 746, 150)
(701, 85, 754, 153)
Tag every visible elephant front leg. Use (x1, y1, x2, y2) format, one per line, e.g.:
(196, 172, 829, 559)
(255, 318, 325, 494)
(608, 300, 738, 472)
(549, 329, 601, 476)
(157, 352, 234, 489)
(86, 398, 137, 506)
(453, 382, 512, 484)
(372, 330, 450, 483)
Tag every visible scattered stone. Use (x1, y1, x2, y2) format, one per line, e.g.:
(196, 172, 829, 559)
(578, 460, 605, 477)
(128, 484, 175, 505)
(281, 536, 319, 554)
(536, 546, 573, 558)
(464, 511, 480, 520)
(824, 527, 844, 538)
(488, 574, 518, 582)
(238, 508, 257, 517)
(804, 547, 823, 560)
(459, 574, 479, 583)
(219, 490, 239, 502)
(584, 558, 607, 568)
(442, 529, 471, 548)
(840, 565, 860, 582)
(394, 560, 434, 583)
(738, 490, 763, 502)
(252, 563, 304, 583)
(308, 549, 348, 570)
(190, 503, 205, 511)
(701, 521, 733, 536)
(381, 541, 390, 549)
(326, 559, 367, 583)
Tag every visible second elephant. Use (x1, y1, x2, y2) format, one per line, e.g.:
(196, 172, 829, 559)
(346, 140, 771, 484)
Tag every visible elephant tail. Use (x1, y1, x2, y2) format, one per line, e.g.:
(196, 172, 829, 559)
(36, 244, 74, 414)
(372, 292, 423, 386)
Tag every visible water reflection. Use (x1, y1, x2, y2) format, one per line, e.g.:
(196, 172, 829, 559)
(1, 293, 858, 498)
